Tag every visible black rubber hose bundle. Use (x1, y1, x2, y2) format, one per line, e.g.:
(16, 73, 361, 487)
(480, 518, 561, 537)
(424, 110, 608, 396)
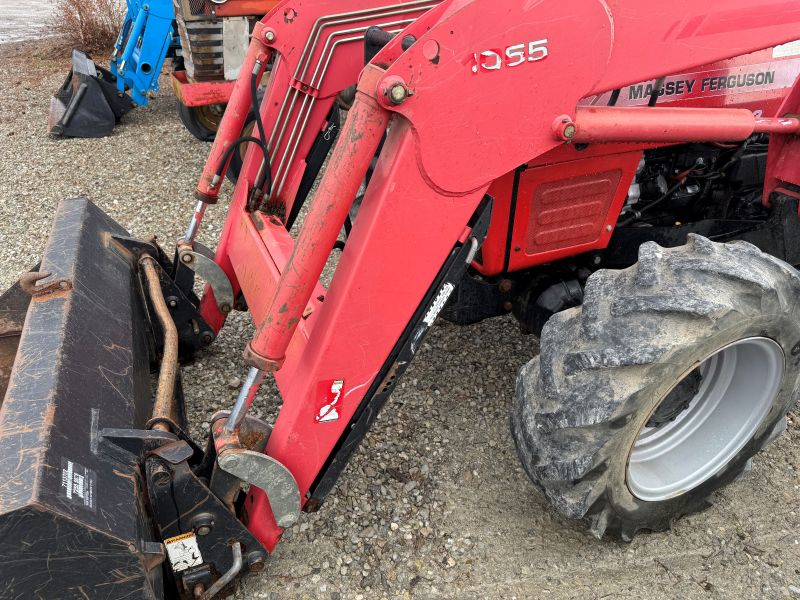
(214, 67, 272, 197)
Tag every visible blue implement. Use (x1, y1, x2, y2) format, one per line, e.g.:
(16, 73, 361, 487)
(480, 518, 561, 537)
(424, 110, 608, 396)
(48, 0, 178, 137)
(110, 0, 177, 107)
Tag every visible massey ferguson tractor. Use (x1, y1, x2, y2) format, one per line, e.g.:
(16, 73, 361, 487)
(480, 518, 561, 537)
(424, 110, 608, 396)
(4, 0, 800, 597)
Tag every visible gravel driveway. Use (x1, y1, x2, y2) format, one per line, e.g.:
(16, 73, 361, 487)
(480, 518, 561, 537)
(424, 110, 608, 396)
(1, 40, 799, 600)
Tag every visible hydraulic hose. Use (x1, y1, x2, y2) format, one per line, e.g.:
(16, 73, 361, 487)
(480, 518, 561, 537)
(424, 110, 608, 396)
(214, 136, 265, 180)
(250, 66, 272, 197)
(213, 67, 272, 196)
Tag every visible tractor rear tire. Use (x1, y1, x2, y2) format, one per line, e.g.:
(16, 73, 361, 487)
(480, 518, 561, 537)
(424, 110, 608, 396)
(511, 234, 800, 540)
(178, 102, 224, 142)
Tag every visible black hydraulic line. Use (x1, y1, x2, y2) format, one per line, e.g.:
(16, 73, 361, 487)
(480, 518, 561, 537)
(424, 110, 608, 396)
(618, 180, 684, 227)
(648, 76, 665, 107)
(250, 68, 272, 197)
(215, 136, 266, 179)
(213, 68, 272, 195)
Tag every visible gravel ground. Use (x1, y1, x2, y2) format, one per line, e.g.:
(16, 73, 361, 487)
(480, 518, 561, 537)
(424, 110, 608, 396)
(2, 39, 800, 600)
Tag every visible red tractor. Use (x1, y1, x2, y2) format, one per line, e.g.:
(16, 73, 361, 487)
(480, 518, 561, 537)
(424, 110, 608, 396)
(3, 0, 800, 597)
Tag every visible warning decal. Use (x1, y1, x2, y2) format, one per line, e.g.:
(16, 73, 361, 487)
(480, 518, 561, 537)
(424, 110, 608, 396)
(315, 379, 344, 423)
(60, 457, 96, 511)
(165, 532, 204, 573)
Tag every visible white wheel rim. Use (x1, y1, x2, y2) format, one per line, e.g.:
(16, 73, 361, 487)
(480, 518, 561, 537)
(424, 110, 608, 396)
(627, 337, 784, 502)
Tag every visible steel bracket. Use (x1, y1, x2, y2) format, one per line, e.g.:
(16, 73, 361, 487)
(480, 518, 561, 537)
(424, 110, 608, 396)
(178, 245, 235, 315)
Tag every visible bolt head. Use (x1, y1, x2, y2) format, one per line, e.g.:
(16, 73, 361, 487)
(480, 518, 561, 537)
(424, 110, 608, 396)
(563, 124, 576, 139)
(605, 225, 613, 232)
(152, 468, 171, 487)
(221, 303, 232, 314)
(191, 513, 215, 536)
(388, 83, 408, 105)
(265, 30, 276, 42)
(181, 253, 193, 263)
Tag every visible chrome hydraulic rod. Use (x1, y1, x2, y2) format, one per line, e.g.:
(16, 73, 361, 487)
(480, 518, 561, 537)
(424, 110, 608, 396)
(224, 366, 266, 432)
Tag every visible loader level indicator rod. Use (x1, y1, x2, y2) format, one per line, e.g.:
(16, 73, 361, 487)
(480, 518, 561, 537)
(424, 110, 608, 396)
(184, 200, 207, 244)
(199, 542, 243, 600)
(141, 256, 179, 432)
(225, 366, 265, 432)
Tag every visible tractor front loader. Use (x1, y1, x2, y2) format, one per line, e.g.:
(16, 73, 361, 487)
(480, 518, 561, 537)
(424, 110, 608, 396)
(6, 0, 800, 598)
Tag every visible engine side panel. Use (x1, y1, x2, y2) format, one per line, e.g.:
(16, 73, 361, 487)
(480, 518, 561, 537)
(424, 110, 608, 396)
(476, 46, 800, 276)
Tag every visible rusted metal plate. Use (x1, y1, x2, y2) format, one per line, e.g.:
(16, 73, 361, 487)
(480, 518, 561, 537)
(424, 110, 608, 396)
(0, 197, 162, 599)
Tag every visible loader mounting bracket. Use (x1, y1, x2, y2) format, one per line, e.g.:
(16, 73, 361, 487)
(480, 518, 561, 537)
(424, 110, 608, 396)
(113, 235, 217, 359)
(145, 445, 269, 599)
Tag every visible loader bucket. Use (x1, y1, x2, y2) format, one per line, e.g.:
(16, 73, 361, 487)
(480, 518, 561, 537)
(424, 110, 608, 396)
(49, 50, 135, 138)
(0, 198, 163, 598)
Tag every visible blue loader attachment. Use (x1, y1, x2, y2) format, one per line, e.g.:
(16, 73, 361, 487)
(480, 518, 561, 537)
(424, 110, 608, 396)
(110, 0, 177, 107)
(49, 0, 177, 138)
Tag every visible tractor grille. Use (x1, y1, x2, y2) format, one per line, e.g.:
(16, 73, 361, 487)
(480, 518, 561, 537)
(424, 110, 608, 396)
(174, 0, 211, 18)
(172, 0, 255, 82)
(173, 0, 223, 80)
(188, 0, 208, 15)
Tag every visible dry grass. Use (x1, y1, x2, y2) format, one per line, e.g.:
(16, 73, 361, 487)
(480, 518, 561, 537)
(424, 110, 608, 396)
(51, 0, 125, 56)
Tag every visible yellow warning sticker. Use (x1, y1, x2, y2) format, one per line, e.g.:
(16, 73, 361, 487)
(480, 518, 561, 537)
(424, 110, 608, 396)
(164, 532, 204, 572)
